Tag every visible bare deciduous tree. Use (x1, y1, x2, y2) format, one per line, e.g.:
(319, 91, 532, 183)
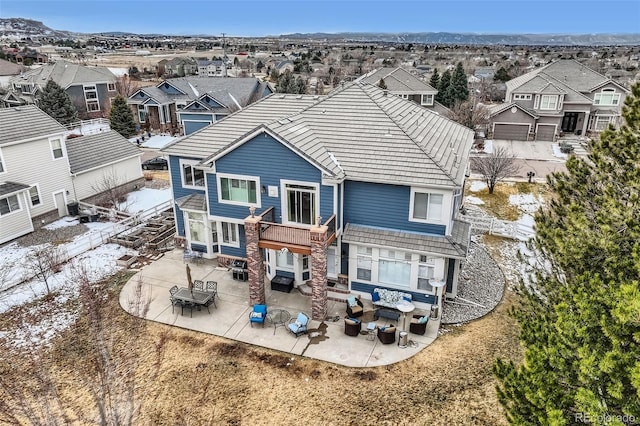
(24, 246, 64, 295)
(449, 100, 490, 131)
(471, 146, 521, 194)
(115, 75, 140, 98)
(90, 169, 129, 211)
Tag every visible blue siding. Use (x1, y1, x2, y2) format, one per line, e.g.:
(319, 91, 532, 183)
(169, 155, 205, 236)
(159, 82, 183, 94)
(184, 102, 208, 111)
(201, 95, 223, 108)
(184, 121, 211, 135)
(210, 133, 334, 222)
(351, 282, 437, 305)
(343, 180, 446, 236)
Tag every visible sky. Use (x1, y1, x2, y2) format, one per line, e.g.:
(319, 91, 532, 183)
(1, 0, 639, 36)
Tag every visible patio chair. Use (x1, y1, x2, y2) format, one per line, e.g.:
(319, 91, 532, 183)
(344, 316, 362, 337)
(193, 280, 204, 291)
(169, 285, 180, 313)
(377, 325, 397, 344)
(287, 312, 309, 337)
(345, 296, 364, 318)
(205, 281, 217, 308)
(409, 314, 429, 335)
(180, 300, 195, 318)
(249, 304, 267, 327)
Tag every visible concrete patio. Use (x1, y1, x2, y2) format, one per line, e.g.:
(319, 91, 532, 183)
(119, 248, 440, 367)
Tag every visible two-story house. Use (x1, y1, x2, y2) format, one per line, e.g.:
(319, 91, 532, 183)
(164, 57, 198, 77)
(128, 76, 272, 135)
(358, 67, 451, 116)
(162, 82, 473, 320)
(0, 106, 142, 244)
(5, 60, 118, 119)
(197, 59, 228, 77)
(489, 59, 630, 141)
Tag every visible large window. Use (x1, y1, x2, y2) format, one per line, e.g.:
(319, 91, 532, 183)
(594, 89, 620, 106)
(28, 185, 41, 207)
(50, 138, 64, 159)
(412, 191, 443, 222)
(421, 94, 434, 106)
(417, 255, 436, 291)
(0, 194, 20, 216)
(378, 250, 411, 287)
(593, 115, 617, 131)
(539, 95, 558, 110)
(356, 246, 372, 281)
(187, 211, 205, 243)
(276, 250, 294, 269)
(285, 183, 317, 225)
(219, 175, 258, 205)
(221, 222, 238, 246)
(181, 161, 205, 188)
(84, 85, 99, 112)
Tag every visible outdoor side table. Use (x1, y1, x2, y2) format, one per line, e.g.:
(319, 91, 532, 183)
(366, 322, 377, 341)
(267, 309, 291, 335)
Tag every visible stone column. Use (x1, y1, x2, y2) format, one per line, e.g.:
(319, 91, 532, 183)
(244, 215, 265, 306)
(310, 223, 329, 321)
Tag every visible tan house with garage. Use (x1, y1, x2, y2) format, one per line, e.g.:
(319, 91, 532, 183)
(488, 59, 629, 141)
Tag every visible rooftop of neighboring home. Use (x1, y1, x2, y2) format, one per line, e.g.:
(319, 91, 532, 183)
(359, 67, 437, 93)
(506, 59, 629, 96)
(66, 130, 141, 174)
(10, 60, 116, 88)
(0, 105, 66, 146)
(0, 58, 25, 76)
(164, 81, 474, 188)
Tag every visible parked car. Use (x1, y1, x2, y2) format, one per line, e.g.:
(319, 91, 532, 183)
(142, 156, 168, 170)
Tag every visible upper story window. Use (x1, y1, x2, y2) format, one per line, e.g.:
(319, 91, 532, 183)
(411, 189, 443, 222)
(513, 94, 532, 100)
(20, 83, 35, 94)
(50, 138, 64, 159)
(283, 181, 318, 225)
(0, 194, 20, 216)
(421, 94, 434, 106)
(398, 94, 409, 100)
(594, 89, 620, 106)
(84, 85, 100, 112)
(218, 174, 259, 206)
(107, 82, 117, 91)
(180, 160, 205, 188)
(539, 95, 558, 110)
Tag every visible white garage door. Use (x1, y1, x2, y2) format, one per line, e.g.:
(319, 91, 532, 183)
(493, 124, 529, 141)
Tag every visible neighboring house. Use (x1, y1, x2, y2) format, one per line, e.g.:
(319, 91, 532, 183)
(0, 105, 142, 244)
(489, 59, 630, 141)
(474, 67, 495, 81)
(358, 67, 450, 115)
(161, 81, 474, 320)
(274, 60, 295, 73)
(4, 60, 118, 119)
(0, 58, 25, 89)
(128, 76, 273, 135)
(164, 57, 198, 77)
(197, 59, 228, 77)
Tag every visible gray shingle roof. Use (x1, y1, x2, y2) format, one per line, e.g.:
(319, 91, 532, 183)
(175, 193, 207, 211)
(0, 181, 30, 197)
(360, 67, 437, 93)
(10, 60, 116, 89)
(488, 102, 538, 119)
(162, 94, 322, 158)
(66, 130, 141, 174)
(342, 221, 471, 259)
(0, 105, 66, 146)
(165, 76, 266, 105)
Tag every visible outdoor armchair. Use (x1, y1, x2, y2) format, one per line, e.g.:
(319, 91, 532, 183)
(377, 325, 397, 344)
(344, 317, 362, 337)
(345, 296, 364, 318)
(249, 304, 267, 327)
(288, 312, 309, 337)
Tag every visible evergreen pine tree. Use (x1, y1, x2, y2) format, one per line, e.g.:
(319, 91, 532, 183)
(449, 62, 469, 104)
(436, 69, 452, 107)
(295, 76, 307, 94)
(109, 95, 137, 138)
(429, 68, 440, 90)
(494, 82, 640, 424)
(378, 78, 387, 90)
(37, 79, 78, 125)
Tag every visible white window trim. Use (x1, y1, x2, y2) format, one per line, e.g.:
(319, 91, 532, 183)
(513, 94, 532, 100)
(49, 137, 65, 160)
(421, 94, 434, 106)
(409, 187, 447, 225)
(107, 82, 116, 92)
(0, 193, 22, 217)
(83, 84, 100, 112)
(216, 172, 261, 208)
(280, 179, 320, 226)
(593, 89, 620, 106)
(219, 221, 240, 248)
(138, 104, 146, 123)
(539, 95, 558, 111)
(185, 211, 207, 245)
(0, 147, 6, 174)
(179, 159, 206, 190)
(28, 184, 42, 208)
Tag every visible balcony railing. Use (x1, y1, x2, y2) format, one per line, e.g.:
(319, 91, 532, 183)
(257, 213, 337, 253)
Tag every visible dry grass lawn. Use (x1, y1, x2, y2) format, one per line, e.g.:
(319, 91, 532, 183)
(468, 181, 549, 221)
(0, 237, 523, 425)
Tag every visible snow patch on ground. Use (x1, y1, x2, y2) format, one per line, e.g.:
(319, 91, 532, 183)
(552, 143, 569, 159)
(43, 217, 80, 230)
(465, 196, 485, 205)
(469, 180, 488, 192)
(126, 187, 172, 212)
(482, 139, 493, 154)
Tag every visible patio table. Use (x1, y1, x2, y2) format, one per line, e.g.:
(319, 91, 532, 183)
(174, 288, 213, 314)
(267, 309, 291, 335)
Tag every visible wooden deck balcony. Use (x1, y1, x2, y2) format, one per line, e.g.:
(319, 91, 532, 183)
(256, 208, 336, 254)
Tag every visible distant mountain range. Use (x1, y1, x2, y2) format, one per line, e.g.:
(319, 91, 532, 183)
(2, 17, 640, 46)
